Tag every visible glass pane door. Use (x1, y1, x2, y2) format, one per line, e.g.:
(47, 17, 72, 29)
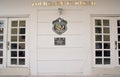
(116, 19, 120, 66)
(0, 18, 7, 68)
(94, 18, 111, 65)
(8, 18, 27, 67)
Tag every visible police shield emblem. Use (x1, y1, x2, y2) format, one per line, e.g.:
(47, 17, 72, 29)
(52, 18, 67, 35)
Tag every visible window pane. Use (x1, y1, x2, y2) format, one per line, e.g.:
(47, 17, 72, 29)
(0, 28, 4, 34)
(119, 59, 120, 64)
(117, 20, 120, 26)
(0, 51, 3, 56)
(11, 59, 17, 64)
(0, 36, 3, 42)
(118, 43, 120, 49)
(103, 28, 110, 33)
(96, 43, 102, 49)
(95, 19, 101, 26)
(103, 20, 109, 26)
(19, 28, 25, 34)
(19, 59, 25, 65)
(95, 35, 102, 41)
(0, 21, 4, 27)
(96, 58, 102, 64)
(19, 20, 26, 27)
(104, 58, 110, 64)
(19, 36, 25, 42)
(11, 28, 17, 34)
(104, 35, 110, 41)
(19, 51, 25, 57)
(19, 43, 25, 49)
(11, 43, 17, 49)
(0, 58, 3, 64)
(104, 51, 110, 57)
(0, 43, 3, 49)
(96, 50, 102, 57)
(11, 36, 17, 42)
(118, 35, 120, 41)
(119, 51, 120, 57)
(12, 21, 18, 27)
(11, 51, 17, 57)
(95, 27, 102, 33)
(104, 43, 110, 49)
(118, 28, 120, 34)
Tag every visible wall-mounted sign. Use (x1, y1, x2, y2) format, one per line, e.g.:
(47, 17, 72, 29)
(54, 37, 65, 45)
(52, 17, 67, 35)
(32, 1, 96, 7)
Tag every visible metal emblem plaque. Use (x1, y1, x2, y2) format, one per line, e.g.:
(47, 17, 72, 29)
(54, 37, 65, 45)
(52, 17, 67, 35)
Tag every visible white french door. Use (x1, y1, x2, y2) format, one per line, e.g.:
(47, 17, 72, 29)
(93, 17, 120, 67)
(0, 18, 28, 68)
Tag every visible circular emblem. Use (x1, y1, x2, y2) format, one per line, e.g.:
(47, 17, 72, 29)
(52, 18, 67, 35)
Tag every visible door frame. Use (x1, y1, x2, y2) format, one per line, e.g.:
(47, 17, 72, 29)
(0, 17, 29, 68)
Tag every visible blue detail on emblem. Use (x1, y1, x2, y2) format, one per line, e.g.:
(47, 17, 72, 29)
(52, 17, 67, 35)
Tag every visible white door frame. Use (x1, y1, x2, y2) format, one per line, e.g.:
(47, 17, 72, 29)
(0, 18, 29, 68)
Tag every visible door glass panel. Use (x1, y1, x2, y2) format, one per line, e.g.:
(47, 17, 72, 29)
(95, 35, 102, 41)
(11, 59, 17, 64)
(104, 58, 110, 64)
(11, 43, 17, 49)
(104, 35, 110, 41)
(95, 19, 101, 26)
(19, 36, 25, 42)
(103, 28, 110, 33)
(0, 58, 3, 64)
(11, 28, 17, 34)
(96, 58, 102, 64)
(11, 21, 18, 27)
(11, 36, 17, 42)
(0, 36, 3, 41)
(0, 21, 4, 27)
(19, 59, 25, 65)
(95, 27, 102, 33)
(19, 43, 25, 49)
(0, 43, 3, 49)
(0, 28, 4, 34)
(118, 35, 120, 41)
(118, 28, 120, 34)
(104, 43, 110, 49)
(11, 51, 17, 57)
(104, 50, 110, 57)
(19, 20, 26, 27)
(19, 28, 25, 34)
(95, 50, 102, 57)
(96, 43, 102, 49)
(19, 51, 25, 57)
(119, 51, 120, 57)
(117, 20, 120, 26)
(0, 51, 3, 56)
(103, 20, 109, 26)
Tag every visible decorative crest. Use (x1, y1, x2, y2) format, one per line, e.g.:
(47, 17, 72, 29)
(52, 18, 67, 35)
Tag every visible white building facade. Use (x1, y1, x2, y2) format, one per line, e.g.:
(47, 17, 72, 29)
(0, 0, 120, 76)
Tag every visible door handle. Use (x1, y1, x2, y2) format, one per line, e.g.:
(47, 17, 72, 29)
(115, 41, 117, 50)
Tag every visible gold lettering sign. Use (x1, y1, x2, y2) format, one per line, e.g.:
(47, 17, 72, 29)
(32, 1, 96, 7)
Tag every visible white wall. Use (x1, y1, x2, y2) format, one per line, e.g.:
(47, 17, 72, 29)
(37, 9, 91, 75)
(0, 0, 120, 76)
